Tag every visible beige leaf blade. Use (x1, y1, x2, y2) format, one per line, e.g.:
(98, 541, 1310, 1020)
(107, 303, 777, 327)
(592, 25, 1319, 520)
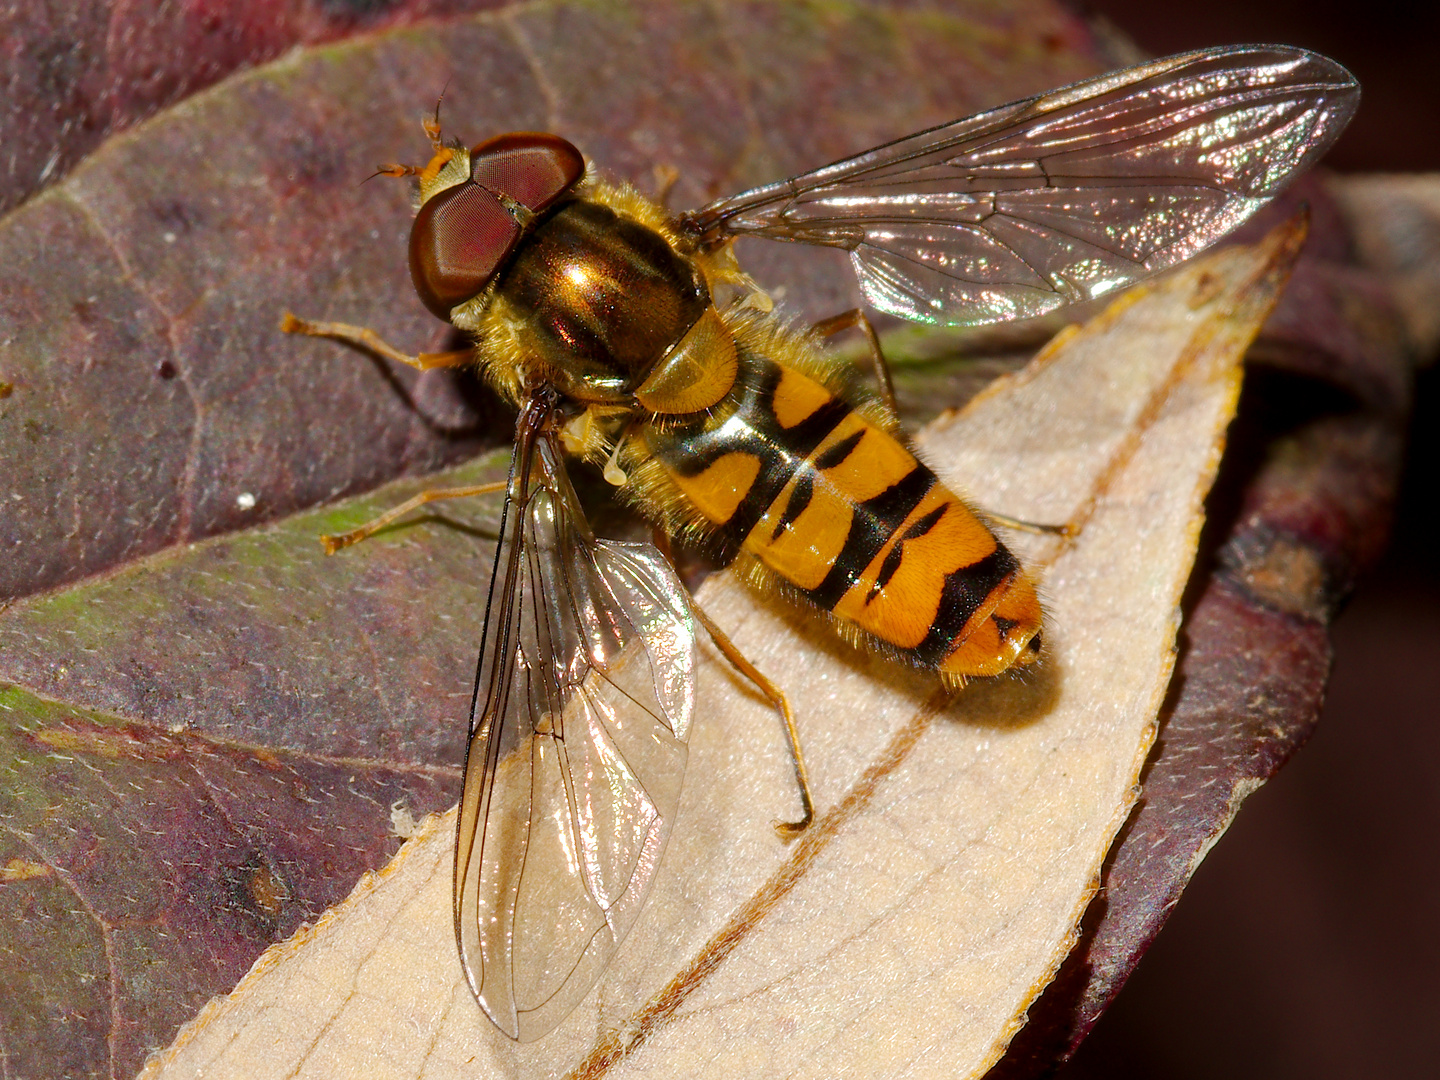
(139, 217, 1304, 1080)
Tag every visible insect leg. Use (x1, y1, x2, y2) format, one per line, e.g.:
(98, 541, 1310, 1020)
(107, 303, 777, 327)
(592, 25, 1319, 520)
(983, 511, 1076, 538)
(646, 532, 814, 835)
(321, 481, 507, 554)
(811, 308, 897, 415)
(280, 313, 473, 371)
(651, 164, 680, 208)
(686, 600, 816, 838)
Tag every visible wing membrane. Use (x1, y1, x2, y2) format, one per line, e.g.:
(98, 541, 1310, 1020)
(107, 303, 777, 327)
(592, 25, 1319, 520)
(681, 45, 1358, 325)
(455, 407, 697, 1042)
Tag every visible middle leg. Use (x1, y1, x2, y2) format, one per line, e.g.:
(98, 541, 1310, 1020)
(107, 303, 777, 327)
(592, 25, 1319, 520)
(811, 308, 897, 416)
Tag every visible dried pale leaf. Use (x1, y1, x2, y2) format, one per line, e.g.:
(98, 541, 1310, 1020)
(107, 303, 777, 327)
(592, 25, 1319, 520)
(989, 186, 1413, 1073)
(140, 219, 1303, 1080)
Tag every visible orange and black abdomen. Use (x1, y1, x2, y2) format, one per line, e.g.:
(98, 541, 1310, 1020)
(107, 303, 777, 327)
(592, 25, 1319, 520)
(644, 352, 1042, 680)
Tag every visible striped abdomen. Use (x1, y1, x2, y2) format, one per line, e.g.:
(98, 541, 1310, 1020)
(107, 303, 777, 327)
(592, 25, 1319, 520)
(644, 352, 1042, 680)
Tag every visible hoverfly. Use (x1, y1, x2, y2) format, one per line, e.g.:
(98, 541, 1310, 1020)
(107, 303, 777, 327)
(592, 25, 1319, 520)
(283, 44, 1357, 1041)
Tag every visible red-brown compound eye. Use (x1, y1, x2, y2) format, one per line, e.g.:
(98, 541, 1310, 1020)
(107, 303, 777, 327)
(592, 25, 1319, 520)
(468, 132, 585, 213)
(408, 132, 585, 320)
(409, 184, 519, 318)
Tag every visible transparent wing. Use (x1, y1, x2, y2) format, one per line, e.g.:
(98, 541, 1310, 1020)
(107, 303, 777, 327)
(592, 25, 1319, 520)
(680, 45, 1359, 326)
(455, 407, 698, 1042)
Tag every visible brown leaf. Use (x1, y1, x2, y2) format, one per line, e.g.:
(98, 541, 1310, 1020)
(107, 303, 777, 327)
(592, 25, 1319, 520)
(1329, 173, 1440, 359)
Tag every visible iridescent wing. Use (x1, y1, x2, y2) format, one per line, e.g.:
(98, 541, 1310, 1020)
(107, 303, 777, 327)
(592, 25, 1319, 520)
(680, 45, 1359, 326)
(455, 400, 698, 1042)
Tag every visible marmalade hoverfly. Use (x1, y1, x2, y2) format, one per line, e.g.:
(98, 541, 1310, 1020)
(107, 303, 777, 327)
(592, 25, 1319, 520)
(283, 44, 1357, 1041)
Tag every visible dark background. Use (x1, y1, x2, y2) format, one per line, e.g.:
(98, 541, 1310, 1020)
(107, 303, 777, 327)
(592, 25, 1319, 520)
(1057, 2, 1440, 1078)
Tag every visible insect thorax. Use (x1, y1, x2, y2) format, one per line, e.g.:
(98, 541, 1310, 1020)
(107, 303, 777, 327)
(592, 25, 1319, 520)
(457, 192, 729, 406)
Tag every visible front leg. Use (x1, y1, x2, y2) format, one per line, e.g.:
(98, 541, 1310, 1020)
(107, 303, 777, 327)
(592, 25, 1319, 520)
(282, 311, 497, 552)
(280, 313, 473, 371)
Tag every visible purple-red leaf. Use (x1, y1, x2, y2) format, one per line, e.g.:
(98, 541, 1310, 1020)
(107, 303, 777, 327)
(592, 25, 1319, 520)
(0, 2, 1417, 1078)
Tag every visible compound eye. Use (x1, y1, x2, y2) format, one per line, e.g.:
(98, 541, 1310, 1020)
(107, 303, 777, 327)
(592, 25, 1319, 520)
(469, 132, 585, 213)
(409, 183, 518, 319)
(408, 132, 585, 321)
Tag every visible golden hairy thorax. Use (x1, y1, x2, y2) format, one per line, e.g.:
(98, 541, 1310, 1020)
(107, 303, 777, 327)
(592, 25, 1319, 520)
(451, 179, 748, 414)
